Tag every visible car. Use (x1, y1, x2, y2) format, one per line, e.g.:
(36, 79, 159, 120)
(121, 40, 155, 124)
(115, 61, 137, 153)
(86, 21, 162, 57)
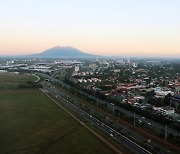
(147, 122, 151, 125)
(110, 133, 113, 137)
(138, 120, 142, 123)
(142, 116, 145, 119)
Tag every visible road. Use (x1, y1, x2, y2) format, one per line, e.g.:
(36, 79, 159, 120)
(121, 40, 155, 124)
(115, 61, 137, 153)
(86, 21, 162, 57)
(42, 83, 152, 154)
(37, 72, 180, 137)
(43, 91, 122, 154)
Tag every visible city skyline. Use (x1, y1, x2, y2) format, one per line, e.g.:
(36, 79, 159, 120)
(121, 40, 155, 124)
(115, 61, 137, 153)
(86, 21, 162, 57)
(0, 0, 180, 57)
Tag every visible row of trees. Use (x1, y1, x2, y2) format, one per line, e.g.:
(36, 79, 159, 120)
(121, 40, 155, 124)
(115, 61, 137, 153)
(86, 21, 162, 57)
(62, 79, 179, 131)
(18, 81, 42, 89)
(53, 79, 180, 147)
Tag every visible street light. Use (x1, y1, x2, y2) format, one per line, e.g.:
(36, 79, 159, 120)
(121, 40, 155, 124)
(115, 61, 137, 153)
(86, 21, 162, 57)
(165, 125, 168, 141)
(133, 112, 136, 126)
(96, 98, 99, 107)
(85, 93, 87, 101)
(110, 103, 115, 114)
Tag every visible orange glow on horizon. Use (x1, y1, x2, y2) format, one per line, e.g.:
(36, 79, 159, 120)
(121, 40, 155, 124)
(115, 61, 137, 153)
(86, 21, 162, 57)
(0, 0, 179, 58)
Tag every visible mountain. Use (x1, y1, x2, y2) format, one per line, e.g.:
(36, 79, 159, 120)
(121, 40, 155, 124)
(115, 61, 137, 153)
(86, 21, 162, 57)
(29, 46, 100, 58)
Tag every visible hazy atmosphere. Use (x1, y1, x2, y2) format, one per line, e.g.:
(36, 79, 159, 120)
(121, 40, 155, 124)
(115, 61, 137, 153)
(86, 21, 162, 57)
(0, 1, 180, 153)
(0, 0, 180, 57)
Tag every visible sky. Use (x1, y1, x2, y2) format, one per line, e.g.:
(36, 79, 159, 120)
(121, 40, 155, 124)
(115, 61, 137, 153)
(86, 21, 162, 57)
(0, 0, 180, 57)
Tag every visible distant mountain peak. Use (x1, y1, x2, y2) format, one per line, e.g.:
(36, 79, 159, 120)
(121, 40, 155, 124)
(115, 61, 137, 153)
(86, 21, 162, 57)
(49, 46, 80, 51)
(28, 46, 101, 58)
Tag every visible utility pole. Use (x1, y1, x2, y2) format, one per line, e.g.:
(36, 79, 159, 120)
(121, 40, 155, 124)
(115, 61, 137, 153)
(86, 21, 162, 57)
(133, 112, 136, 126)
(111, 103, 114, 114)
(85, 93, 86, 101)
(176, 102, 178, 110)
(165, 125, 167, 141)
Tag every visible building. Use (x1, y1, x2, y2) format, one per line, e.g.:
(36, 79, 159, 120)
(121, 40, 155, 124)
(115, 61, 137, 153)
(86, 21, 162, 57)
(0, 70, 7, 73)
(89, 63, 97, 70)
(117, 59, 124, 65)
(168, 113, 180, 122)
(154, 87, 173, 97)
(129, 61, 137, 67)
(160, 106, 175, 115)
(6, 60, 15, 65)
(74, 65, 79, 72)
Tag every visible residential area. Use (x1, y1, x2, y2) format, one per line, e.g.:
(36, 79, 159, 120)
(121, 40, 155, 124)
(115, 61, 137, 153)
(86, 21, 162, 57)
(0, 58, 180, 153)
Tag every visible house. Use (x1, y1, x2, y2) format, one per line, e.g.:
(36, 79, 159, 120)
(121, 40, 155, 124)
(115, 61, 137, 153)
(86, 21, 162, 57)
(168, 113, 180, 122)
(160, 106, 175, 115)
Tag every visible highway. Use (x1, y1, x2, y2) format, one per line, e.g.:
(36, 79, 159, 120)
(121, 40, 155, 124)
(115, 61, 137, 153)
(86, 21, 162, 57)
(42, 83, 152, 154)
(37, 72, 180, 137)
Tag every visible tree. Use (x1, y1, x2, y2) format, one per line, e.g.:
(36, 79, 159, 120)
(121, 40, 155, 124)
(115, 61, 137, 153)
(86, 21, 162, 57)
(163, 93, 172, 106)
(145, 90, 155, 97)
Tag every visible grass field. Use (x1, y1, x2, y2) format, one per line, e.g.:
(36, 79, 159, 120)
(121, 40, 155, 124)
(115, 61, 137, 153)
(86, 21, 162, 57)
(0, 73, 114, 154)
(0, 72, 36, 89)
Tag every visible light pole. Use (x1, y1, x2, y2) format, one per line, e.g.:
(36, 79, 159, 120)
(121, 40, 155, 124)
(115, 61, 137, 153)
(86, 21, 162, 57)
(133, 112, 136, 126)
(111, 103, 114, 114)
(165, 125, 167, 141)
(84, 93, 86, 101)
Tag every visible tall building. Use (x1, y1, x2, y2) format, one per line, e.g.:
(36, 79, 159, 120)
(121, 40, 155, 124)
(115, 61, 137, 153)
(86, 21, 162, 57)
(74, 65, 79, 72)
(132, 62, 137, 67)
(129, 61, 137, 67)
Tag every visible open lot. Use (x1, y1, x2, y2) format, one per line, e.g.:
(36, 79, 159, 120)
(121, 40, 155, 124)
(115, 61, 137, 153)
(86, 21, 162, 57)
(0, 73, 114, 154)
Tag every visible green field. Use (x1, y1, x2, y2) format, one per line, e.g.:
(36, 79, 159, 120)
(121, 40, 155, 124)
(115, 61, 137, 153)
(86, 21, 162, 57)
(0, 73, 114, 154)
(0, 72, 37, 89)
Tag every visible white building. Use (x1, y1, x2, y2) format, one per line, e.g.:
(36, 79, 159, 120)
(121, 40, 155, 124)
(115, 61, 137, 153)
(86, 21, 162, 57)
(74, 65, 79, 72)
(160, 106, 175, 115)
(154, 87, 173, 97)
(131, 62, 137, 67)
(0, 70, 7, 73)
(6, 60, 15, 65)
(117, 59, 124, 65)
(114, 69, 121, 73)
